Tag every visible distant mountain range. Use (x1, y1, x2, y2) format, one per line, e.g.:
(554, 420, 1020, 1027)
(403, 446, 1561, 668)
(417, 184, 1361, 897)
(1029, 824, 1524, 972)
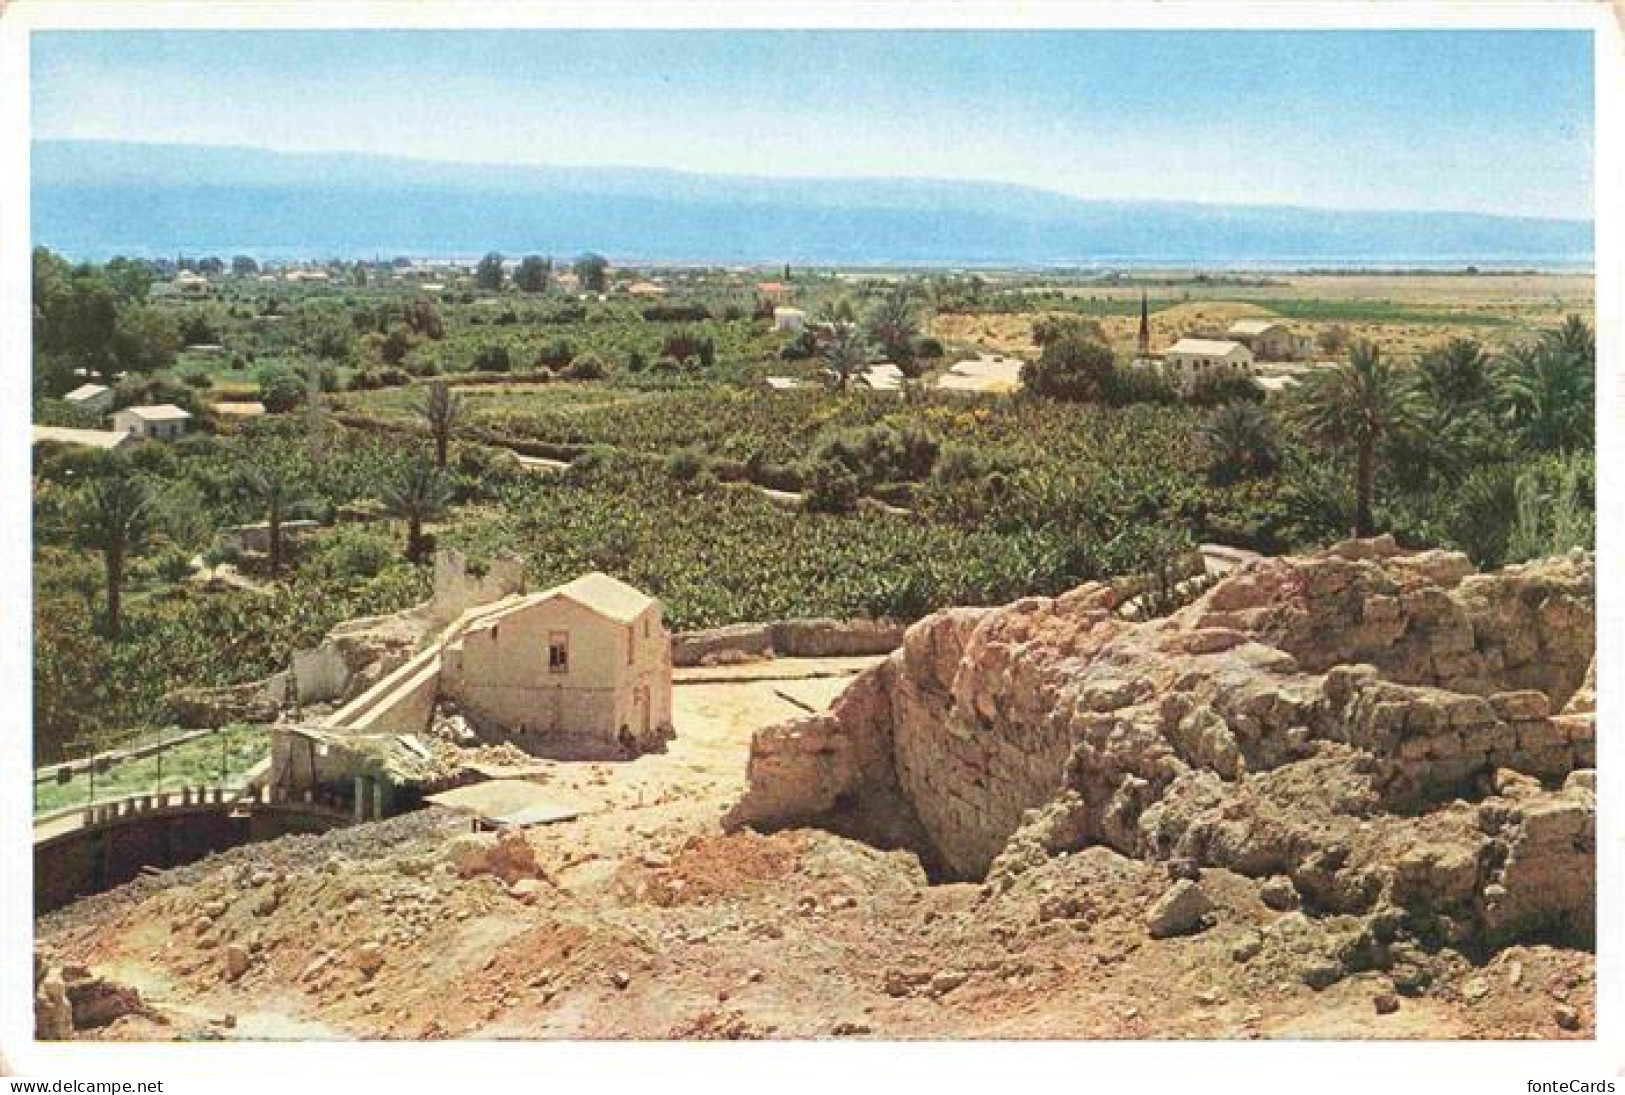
(32, 140, 1593, 266)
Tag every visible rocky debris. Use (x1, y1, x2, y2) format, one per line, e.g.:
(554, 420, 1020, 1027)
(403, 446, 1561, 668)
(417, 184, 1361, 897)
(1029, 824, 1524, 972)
(1146, 880, 1214, 938)
(1554, 1003, 1581, 1031)
(34, 962, 74, 1040)
(1260, 876, 1300, 911)
(39, 966, 147, 1031)
(223, 943, 252, 981)
(355, 942, 385, 977)
(732, 539, 1595, 962)
(447, 829, 543, 883)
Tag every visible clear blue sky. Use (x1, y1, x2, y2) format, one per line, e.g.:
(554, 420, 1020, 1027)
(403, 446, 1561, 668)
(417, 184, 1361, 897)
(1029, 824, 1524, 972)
(32, 29, 1594, 219)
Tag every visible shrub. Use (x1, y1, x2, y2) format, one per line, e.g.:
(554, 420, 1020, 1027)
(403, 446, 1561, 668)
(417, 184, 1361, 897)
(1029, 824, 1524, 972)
(472, 344, 512, 372)
(665, 446, 707, 483)
(255, 366, 307, 413)
(802, 458, 860, 515)
(564, 351, 608, 381)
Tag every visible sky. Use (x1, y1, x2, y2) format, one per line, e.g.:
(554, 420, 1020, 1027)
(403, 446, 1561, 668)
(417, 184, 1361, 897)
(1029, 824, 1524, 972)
(31, 29, 1595, 219)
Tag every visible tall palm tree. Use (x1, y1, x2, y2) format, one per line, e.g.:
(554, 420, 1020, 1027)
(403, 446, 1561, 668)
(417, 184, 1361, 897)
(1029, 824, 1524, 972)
(1415, 338, 1493, 425)
(384, 462, 452, 562)
(1498, 334, 1593, 453)
(1294, 340, 1418, 538)
(1198, 401, 1279, 484)
(72, 471, 152, 639)
(821, 322, 871, 392)
(864, 287, 921, 370)
(242, 462, 307, 576)
(416, 380, 464, 469)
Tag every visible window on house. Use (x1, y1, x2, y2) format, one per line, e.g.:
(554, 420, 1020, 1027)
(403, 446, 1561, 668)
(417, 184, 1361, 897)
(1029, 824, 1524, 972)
(548, 630, 569, 673)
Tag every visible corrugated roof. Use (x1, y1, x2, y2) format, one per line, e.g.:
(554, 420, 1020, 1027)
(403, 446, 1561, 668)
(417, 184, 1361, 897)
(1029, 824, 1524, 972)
(1167, 338, 1249, 357)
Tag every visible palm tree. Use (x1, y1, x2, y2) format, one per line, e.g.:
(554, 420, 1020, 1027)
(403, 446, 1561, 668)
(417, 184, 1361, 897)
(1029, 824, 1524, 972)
(1198, 401, 1279, 484)
(416, 379, 464, 469)
(821, 322, 871, 392)
(1294, 340, 1418, 538)
(814, 296, 858, 326)
(1498, 338, 1593, 453)
(384, 462, 452, 562)
(1415, 338, 1493, 425)
(242, 462, 306, 576)
(1498, 316, 1594, 453)
(72, 471, 152, 639)
(864, 287, 921, 370)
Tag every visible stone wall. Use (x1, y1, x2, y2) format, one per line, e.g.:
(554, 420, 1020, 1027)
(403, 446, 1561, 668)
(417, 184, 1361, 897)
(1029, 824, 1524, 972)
(672, 617, 907, 666)
(730, 539, 1598, 934)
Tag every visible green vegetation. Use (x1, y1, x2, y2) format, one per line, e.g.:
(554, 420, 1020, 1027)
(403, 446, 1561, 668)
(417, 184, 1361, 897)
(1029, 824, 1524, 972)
(34, 723, 270, 816)
(28, 248, 1595, 767)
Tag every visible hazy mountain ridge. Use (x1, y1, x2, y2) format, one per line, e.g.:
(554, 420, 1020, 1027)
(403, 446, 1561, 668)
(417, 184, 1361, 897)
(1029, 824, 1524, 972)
(32, 140, 1594, 264)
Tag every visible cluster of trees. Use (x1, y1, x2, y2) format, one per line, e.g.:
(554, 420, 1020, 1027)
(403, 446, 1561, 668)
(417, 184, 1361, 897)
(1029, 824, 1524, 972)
(796, 288, 935, 388)
(472, 252, 610, 294)
(32, 248, 180, 394)
(1193, 317, 1595, 564)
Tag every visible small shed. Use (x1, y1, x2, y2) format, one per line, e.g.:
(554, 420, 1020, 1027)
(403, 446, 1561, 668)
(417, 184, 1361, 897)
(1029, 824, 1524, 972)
(773, 307, 807, 333)
(112, 404, 192, 441)
(63, 383, 114, 415)
(1227, 319, 1300, 361)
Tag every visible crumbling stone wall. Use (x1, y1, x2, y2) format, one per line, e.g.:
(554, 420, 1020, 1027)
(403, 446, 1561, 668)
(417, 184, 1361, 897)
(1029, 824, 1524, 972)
(731, 539, 1596, 947)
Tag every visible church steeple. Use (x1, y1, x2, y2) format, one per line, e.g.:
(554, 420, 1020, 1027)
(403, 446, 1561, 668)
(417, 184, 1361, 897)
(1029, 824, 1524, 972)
(1137, 288, 1151, 356)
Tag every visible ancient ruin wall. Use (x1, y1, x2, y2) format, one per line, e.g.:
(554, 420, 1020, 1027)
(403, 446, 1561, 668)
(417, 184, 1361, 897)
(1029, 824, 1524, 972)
(732, 540, 1597, 894)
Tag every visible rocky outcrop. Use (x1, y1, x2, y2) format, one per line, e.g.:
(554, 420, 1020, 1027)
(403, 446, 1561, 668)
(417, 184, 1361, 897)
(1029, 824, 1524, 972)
(730, 539, 1595, 956)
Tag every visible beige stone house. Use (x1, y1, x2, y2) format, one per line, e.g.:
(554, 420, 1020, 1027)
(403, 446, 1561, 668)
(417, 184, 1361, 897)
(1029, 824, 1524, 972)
(438, 572, 673, 753)
(1160, 337, 1255, 392)
(1227, 319, 1307, 361)
(112, 404, 192, 441)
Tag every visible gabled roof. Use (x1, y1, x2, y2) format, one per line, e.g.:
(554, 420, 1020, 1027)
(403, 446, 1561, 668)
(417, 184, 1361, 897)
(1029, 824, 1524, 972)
(64, 383, 110, 402)
(552, 572, 655, 623)
(116, 403, 193, 421)
(467, 571, 657, 630)
(1167, 338, 1250, 357)
(1228, 319, 1288, 337)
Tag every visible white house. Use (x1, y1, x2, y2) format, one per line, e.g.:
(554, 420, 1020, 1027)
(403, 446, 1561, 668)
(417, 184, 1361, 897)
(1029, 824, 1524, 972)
(1226, 319, 1306, 361)
(1160, 338, 1255, 392)
(112, 404, 192, 441)
(63, 383, 113, 415)
(438, 572, 674, 755)
(773, 307, 807, 333)
(173, 270, 209, 293)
